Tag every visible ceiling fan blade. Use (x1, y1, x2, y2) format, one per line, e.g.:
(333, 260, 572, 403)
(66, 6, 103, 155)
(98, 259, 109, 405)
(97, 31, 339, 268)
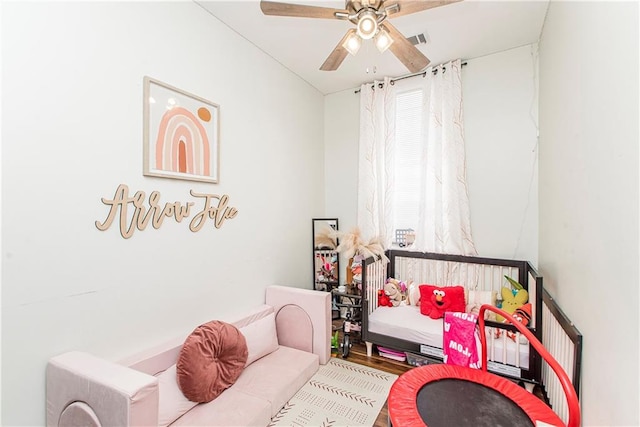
(385, 0, 462, 18)
(320, 29, 356, 71)
(260, 1, 347, 19)
(382, 22, 430, 73)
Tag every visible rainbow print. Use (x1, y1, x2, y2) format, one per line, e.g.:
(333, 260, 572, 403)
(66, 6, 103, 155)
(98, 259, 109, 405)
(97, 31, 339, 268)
(144, 77, 219, 183)
(155, 107, 211, 176)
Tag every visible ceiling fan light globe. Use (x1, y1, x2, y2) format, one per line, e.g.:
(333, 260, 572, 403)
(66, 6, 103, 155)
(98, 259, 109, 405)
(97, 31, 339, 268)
(374, 28, 393, 52)
(343, 32, 362, 55)
(357, 13, 377, 39)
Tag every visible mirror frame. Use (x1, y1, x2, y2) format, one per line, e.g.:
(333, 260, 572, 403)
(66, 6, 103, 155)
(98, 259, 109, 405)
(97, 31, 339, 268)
(312, 218, 339, 290)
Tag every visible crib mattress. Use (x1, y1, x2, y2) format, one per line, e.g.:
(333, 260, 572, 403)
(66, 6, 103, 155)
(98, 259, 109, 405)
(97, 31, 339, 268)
(368, 305, 529, 369)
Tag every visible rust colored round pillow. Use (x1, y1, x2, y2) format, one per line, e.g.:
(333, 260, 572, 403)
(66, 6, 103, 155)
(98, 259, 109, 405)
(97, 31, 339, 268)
(176, 320, 248, 403)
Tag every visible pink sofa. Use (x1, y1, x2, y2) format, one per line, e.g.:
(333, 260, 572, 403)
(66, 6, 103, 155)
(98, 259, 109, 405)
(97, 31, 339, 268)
(46, 286, 331, 427)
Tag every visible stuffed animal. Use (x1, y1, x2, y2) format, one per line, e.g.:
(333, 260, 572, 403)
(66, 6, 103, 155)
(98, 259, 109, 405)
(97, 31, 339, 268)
(384, 281, 404, 307)
(495, 303, 532, 343)
(496, 286, 529, 322)
(377, 289, 393, 307)
(418, 285, 466, 319)
(513, 303, 532, 326)
(386, 278, 408, 294)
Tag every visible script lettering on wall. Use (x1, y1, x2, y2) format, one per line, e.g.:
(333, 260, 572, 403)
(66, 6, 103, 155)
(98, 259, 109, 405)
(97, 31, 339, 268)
(96, 184, 238, 239)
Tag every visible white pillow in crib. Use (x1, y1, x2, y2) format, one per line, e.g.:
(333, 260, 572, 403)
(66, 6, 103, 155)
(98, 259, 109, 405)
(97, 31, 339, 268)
(407, 282, 420, 306)
(239, 312, 279, 366)
(156, 364, 198, 427)
(466, 290, 497, 320)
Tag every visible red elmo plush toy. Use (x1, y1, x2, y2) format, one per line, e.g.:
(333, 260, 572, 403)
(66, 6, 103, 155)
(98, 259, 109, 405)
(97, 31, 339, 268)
(419, 285, 466, 319)
(377, 289, 393, 307)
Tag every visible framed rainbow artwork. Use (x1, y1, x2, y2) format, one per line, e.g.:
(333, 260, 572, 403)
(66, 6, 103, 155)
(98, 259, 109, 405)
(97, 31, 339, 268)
(143, 76, 220, 183)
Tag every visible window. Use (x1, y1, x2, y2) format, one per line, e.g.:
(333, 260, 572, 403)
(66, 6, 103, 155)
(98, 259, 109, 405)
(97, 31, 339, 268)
(357, 61, 473, 254)
(393, 89, 423, 233)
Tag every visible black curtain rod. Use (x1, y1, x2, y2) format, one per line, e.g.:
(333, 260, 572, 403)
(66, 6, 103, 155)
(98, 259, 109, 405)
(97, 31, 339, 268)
(354, 61, 468, 94)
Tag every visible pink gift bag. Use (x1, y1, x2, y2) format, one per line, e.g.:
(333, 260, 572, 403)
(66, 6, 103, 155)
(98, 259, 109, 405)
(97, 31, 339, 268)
(443, 312, 480, 369)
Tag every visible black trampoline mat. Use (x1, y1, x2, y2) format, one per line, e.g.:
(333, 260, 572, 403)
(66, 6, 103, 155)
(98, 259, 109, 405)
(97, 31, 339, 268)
(416, 379, 534, 427)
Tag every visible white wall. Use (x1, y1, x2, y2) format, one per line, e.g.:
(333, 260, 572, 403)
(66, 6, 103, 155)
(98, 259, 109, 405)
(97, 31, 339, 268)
(1, 2, 324, 425)
(324, 45, 540, 274)
(324, 89, 360, 230)
(323, 89, 360, 277)
(538, 2, 639, 425)
(464, 45, 539, 265)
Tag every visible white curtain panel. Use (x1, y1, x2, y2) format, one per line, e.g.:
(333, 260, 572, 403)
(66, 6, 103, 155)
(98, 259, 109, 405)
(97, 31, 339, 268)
(357, 76, 396, 248)
(357, 60, 477, 256)
(416, 59, 476, 255)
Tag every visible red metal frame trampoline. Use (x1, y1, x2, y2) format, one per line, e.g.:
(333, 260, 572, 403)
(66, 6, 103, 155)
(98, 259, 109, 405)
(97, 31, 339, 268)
(388, 305, 581, 427)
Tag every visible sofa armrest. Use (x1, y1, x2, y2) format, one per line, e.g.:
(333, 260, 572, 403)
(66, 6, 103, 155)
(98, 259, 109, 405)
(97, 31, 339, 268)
(265, 286, 331, 365)
(46, 351, 159, 427)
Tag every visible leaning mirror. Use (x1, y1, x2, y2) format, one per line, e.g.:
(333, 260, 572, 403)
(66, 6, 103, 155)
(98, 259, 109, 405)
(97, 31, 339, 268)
(312, 218, 339, 291)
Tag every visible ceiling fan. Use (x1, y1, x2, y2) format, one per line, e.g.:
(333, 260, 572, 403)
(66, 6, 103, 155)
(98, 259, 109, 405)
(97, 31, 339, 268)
(260, 0, 462, 72)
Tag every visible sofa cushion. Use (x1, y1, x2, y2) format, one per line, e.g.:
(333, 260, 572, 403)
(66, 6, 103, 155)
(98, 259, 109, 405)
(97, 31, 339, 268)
(176, 321, 248, 403)
(170, 388, 271, 427)
(58, 402, 100, 427)
(274, 305, 313, 353)
(227, 304, 274, 329)
(232, 346, 319, 416)
(156, 365, 198, 427)
(239, 312, 279, 366)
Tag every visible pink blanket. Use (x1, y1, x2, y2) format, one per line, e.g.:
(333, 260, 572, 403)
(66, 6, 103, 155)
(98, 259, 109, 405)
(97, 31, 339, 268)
(443, 312, 480, 369)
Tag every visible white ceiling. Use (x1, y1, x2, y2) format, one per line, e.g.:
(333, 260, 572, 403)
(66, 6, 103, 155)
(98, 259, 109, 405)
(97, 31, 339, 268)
(197, 0, 549, 95)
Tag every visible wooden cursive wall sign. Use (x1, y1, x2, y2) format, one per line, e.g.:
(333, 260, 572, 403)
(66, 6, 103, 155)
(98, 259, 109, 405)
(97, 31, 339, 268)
(96, 184, 238, 239)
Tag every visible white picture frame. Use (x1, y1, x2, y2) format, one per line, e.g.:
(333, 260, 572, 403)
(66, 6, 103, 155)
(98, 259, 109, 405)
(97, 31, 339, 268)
(143, 76, 220, 183)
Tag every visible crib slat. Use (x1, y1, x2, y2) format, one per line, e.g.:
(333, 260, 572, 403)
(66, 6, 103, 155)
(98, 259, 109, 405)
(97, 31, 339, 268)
(541, 290, 582, 425)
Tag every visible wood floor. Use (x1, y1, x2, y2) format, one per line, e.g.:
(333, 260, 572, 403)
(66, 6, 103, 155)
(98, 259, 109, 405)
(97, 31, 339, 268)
(331, 320, 549, 427)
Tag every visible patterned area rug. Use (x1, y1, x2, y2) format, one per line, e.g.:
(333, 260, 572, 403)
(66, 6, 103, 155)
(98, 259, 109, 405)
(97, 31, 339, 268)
(269, 358, 398, 427)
